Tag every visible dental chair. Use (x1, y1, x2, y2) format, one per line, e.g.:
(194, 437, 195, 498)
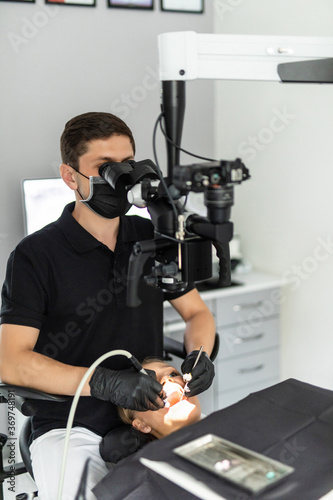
(0, 387, 69, 499)
(0, 334, 219, 499)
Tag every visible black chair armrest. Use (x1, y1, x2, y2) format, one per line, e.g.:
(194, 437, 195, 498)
(0, 384, 69, 402)
(0, 383, 70, 414)
(163, 332, 219, 362)
(163, 336, 186, 360)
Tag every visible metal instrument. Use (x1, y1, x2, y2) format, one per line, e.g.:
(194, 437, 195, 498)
(180, 346, 203, 400)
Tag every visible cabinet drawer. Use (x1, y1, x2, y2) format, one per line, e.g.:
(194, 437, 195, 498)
(216, 348, 279, 393)
(215, 288, 280, 327)
(218, 317, 279, 360)
(217, 377, 280, 410)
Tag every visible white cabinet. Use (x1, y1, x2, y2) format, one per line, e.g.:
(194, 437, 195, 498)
(163, 271, 283, 415)
(214, 285, 280, 411)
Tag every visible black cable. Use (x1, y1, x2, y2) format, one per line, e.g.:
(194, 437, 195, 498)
(159, 118, 216, 163)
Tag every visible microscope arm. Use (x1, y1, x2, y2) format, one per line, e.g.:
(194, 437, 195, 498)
(186, 215, 233, 287)
(158, 32, 333, 83)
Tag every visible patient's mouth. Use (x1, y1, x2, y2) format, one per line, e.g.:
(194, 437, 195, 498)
(163, 381, 185, 407)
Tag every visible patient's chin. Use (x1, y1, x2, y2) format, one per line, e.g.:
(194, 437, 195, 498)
(166, 398, 201, 425)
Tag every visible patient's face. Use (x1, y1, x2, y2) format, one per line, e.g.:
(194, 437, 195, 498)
(132, 361, 201, 439)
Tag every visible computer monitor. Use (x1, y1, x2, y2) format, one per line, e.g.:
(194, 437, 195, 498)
(22, 177, 150, 236)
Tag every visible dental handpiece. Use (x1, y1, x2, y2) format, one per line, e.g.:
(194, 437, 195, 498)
(130, 355, 149, 375)
(180, 346, 204, 400)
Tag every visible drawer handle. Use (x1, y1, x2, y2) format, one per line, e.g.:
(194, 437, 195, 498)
(234, 333, 264, 344)
(238, 364, 264, 374)
(233, 301, 264, 311)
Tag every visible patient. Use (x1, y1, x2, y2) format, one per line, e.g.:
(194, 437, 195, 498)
(118, 357, 202, 439)
(94, 361, 202, 498)
(99, 358, 202, 465)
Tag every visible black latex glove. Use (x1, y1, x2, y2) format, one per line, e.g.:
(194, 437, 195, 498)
(89, 367, 164, 411)
(181, 350, 215, 397)
(100, 425, 152, 464)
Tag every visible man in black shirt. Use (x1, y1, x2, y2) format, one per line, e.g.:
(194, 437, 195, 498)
(0, 112, 215, 498)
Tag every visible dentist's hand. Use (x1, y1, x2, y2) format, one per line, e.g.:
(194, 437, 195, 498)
(181, 350, 215, 397)
(89, 367, 164, 411)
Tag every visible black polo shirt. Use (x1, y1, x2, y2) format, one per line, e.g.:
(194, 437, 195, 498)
(0, 203, 192, 441)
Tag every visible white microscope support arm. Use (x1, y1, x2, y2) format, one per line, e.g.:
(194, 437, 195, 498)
(158, 31, 333, 83)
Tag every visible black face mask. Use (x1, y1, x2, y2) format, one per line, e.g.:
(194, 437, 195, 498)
(76, 173, 132, 219)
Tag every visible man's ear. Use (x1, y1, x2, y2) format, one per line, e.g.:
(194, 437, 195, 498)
(132, 418, 151, 434)
(60, 163, 78, 191)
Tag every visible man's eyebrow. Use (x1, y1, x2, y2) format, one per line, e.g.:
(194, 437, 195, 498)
(95, 156, 134, 163)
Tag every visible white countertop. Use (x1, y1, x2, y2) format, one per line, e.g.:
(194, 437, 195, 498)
(198, 270, 287, 300)
(164, 270, 287, 309)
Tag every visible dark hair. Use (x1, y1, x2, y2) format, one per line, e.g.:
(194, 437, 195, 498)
(60, 112, 136, 170)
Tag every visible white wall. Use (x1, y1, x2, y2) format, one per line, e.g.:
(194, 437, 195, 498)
(214, 0, 333, 389)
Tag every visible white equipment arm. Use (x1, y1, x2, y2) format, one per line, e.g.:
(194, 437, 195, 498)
(158, 31, 333, 83)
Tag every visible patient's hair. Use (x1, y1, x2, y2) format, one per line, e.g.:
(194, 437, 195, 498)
(118, 356, 165, 426)
(118, 406, 135, 426)
(60, 111, 136, 171)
